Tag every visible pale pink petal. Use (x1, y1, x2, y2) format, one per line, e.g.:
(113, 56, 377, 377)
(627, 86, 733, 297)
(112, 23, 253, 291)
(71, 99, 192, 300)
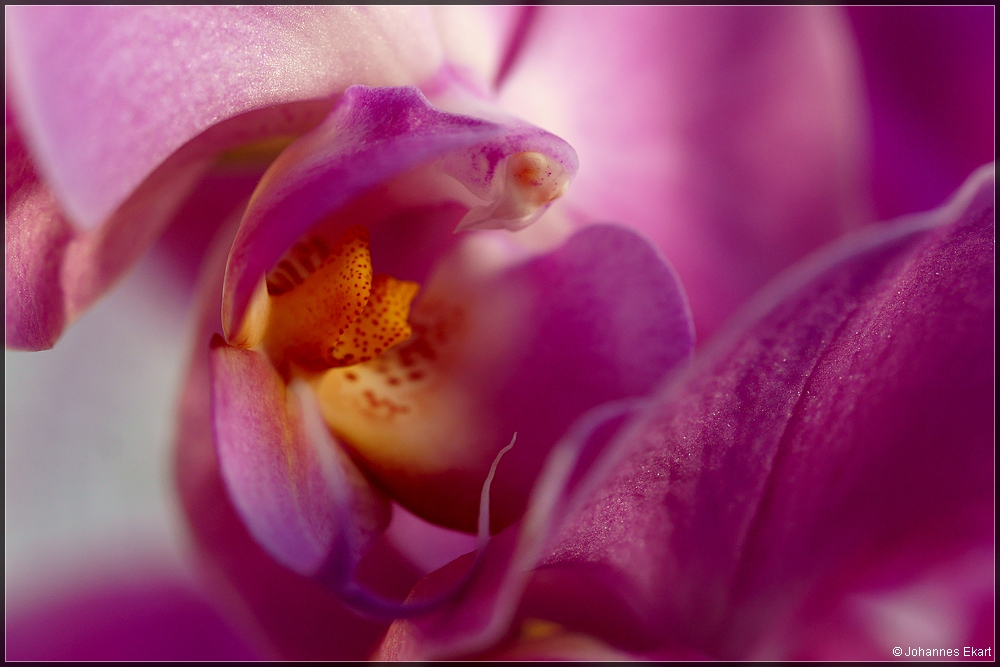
(432, 6, 525, 87)
(499, 7, 870, 341)
(5, 6, 445, 230)
(5, 93, 332, 349)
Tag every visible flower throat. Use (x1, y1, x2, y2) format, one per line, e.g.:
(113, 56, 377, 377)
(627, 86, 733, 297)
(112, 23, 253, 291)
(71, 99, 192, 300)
(259, 225, 419, 379)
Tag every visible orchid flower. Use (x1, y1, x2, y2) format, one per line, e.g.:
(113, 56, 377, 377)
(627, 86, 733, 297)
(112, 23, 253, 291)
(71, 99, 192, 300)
(6, 6, 994, 661)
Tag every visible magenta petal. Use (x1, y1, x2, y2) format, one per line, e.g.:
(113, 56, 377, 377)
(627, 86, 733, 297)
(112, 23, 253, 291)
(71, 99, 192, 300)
(222, 84, 578, 336)
(5, 6, 445, 230)
(720, 168, 994, 655)
(500, 7, 870, 340)
(210, 340, 391, 577)
(531, 166, 994, 657)
(362, 224, 693, 533)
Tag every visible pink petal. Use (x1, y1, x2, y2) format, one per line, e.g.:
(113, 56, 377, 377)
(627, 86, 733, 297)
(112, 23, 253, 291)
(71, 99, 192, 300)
(499, 7, 871, 341)
(5, 102, 72, 350)
(5, 6, 446, 230)
(5, 94, 331, 349)
(6, 7, 449, 348)
(524, 166, 994, 657)
(432, 7, 525, 86)
(222, 84, 578, 338)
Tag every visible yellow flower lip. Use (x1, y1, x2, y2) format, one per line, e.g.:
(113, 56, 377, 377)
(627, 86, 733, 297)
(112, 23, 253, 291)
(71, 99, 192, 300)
(236, 224, 420, 380)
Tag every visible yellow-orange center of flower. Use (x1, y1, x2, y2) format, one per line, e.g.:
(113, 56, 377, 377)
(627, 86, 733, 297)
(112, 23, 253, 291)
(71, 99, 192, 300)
(315, 295, 476, 473)
(257, 225, 419, 379)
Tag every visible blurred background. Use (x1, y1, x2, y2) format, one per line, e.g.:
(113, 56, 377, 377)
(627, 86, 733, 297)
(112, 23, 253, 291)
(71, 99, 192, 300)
(5, 5, 994, 659)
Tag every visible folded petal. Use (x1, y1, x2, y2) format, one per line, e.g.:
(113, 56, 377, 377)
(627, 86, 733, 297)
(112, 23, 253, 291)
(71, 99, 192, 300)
(499, 7, 871, 340)
(5, 93, 334, 350)
(210, 340, 391, 579)
(6, 7, 448, 348)
(526, 166, 994, 657)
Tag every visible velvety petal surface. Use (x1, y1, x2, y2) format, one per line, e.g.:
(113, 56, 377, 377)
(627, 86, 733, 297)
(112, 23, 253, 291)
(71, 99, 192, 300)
(516, 166, 994, 658)
(499, 7, 871, 341)
(222, 84, 578, 337)
(5, 6, 445, 231)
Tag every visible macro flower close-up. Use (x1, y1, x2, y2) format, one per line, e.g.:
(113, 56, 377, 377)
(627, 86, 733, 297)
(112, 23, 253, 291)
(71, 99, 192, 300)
(5, 6, 994, 661)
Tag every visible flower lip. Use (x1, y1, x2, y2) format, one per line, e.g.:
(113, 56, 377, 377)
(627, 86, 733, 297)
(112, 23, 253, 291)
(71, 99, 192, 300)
(237, 222, 422, 380)
(221, 84, 579, 344)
